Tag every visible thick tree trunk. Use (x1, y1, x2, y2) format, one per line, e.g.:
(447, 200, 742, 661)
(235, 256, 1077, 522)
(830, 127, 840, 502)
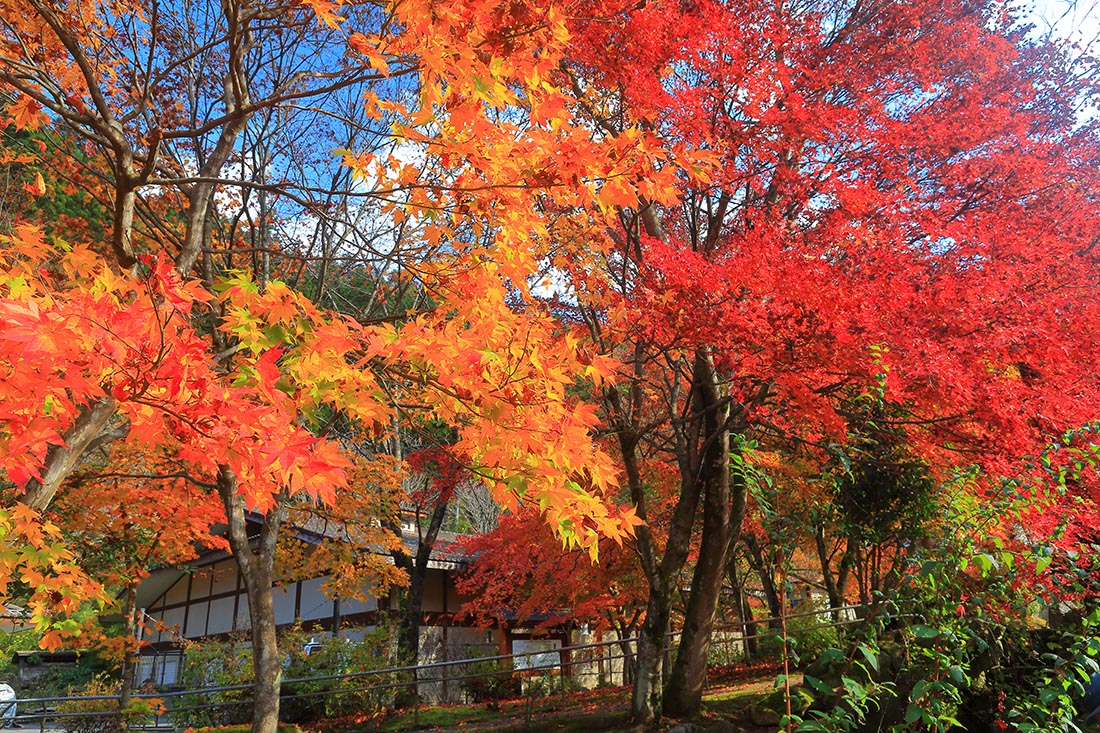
(663, 352, 746, 719)
(111, 184, 138, 269)
(622, 448, 700, 723)
(663, 508, 728, 707)
(608, 352, 705, 725)
(219, 469, 286, 733)
(627, 509, 698, 725)
(631, 584, 673, 725)
(243, 565, 281, 733)
(400, 571, 426, 661)
(392, 568, 428, 708)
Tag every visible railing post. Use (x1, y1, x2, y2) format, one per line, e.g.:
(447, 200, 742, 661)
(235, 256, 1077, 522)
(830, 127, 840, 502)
(558, 651, 565, 708)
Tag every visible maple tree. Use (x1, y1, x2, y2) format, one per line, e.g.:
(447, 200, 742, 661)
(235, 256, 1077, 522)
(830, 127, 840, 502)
(457, 504, 647, 665)
(51, 446, 227, 729)
(1006, 423, 1100, 602)
(0, 224, 630, 730)
(235, 0, 1100, 717)
(276, 453, 407, 605)
(1, 1, 648, 729)
(0, 502, 107, 651)
(0, 0, 393, 271)
(535, 0, 1100, 721)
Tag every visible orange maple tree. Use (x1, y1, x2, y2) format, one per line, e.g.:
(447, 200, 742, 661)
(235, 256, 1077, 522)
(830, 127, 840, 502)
(2, 2, 652, 726)
(51, 444, 228, 716)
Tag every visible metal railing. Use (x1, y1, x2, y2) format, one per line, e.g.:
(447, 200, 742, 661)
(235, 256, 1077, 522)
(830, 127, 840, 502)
(9, 605, 868, 732)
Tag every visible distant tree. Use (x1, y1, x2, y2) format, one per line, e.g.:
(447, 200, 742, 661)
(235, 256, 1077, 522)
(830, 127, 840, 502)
(53, 445, 226, 730)
(457, 504, 647, 676)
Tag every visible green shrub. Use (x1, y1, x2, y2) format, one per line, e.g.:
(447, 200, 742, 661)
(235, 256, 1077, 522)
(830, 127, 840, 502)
(171, 634, 254, 730)
(758, 603, 839, 667)
(785, 605, 841, 665)
(171, 624, 404, 727)
(20, 661, 105, 700)
(55, 675, 119, 733)
(279, 624, 402, 723)
(460, 656, 521, 702)
(521, 672, 577, 698)
(0, 634, 107, 700)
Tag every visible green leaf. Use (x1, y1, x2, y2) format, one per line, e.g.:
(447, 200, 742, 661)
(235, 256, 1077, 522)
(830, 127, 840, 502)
(805, 674, 834, 695)
(841, 676, 865, 697)
(948, 665, 966, 685)
(911, 624, 939, 639)
(857, 643, 879, 673)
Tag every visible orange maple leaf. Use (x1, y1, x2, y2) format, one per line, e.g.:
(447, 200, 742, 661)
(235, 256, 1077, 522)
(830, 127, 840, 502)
(7, 96, 49, 131)
(39, 630, 65, 652)
(299, 0, 343, 28)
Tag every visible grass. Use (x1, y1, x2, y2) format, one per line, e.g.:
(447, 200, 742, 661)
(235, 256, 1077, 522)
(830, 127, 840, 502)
(314, 686, 633, 733)
(309, 663, 782, 733)
(184, 721, 305, 726)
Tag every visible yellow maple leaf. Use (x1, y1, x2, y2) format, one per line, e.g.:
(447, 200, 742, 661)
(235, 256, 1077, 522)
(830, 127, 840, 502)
(23, 172, 46, 197)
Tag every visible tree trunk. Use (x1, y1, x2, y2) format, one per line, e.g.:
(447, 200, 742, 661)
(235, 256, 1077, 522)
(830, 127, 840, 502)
(391, 497, 448, 707)
(610, 615, 637, 685)
(400, 570, 426, 662)
(219, 468, 286, 733)
(663, 501, 730, 709)
(631, 583, 673, 725)
(175, 0, 253, 276)
(619, 429, 701, 723)
(815, 524, 853, 620)
(744, 534, 783, 628)
(727, 555, 758, 660)
(116, 585, 139, 732)
(663, 351, 746, 719)
(607, 358, 704, 725)
(111, 183, 138, 269)
(392, 567, 428, 708)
